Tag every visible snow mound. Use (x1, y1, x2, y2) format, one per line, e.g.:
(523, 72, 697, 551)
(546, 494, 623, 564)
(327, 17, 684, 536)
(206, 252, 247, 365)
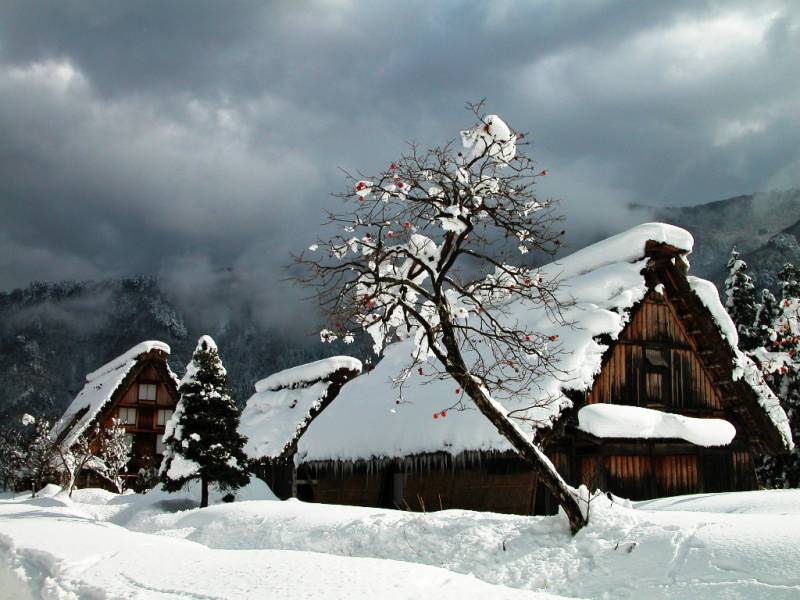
(577, 404, 736, 447)
(242, 357, 363, 460)
(255, 356, 362, 392)
(635, 489, 800, 515)
(86, 340, 170, 383)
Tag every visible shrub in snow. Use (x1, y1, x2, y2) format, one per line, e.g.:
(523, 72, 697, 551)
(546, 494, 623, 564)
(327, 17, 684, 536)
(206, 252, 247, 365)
(294, 102, 588, 533)
(159, 336, 250, 507)
(21, 417, 61, 497)
(93, 419, 133, 493)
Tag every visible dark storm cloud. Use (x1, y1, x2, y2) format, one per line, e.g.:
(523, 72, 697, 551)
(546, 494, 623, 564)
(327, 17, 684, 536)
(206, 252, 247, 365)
(0, 0, 798, 328)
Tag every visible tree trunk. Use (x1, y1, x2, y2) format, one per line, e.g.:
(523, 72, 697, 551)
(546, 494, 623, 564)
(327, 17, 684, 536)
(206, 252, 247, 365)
(200, 475, 209, 508)
(455, 370, 587, 533)
(437, 321, 588, 534)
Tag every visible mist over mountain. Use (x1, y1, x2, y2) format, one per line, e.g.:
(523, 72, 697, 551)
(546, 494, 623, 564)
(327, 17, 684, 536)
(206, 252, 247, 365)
(0, 276, 367, 425)
(2, 188, 799, 425)
(633, 188, 800, 289)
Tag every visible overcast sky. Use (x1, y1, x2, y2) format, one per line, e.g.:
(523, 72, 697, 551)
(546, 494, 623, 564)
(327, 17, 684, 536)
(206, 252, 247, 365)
(1, 1, 798, 327)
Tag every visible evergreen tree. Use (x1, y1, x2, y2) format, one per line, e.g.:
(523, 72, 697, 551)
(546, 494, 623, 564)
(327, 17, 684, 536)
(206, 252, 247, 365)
(159, 335, 249, 507)
(724, 247, 759, 351)
(754, 288, 779, 348)
(752, 277, 800, 488)
(779, 263, 800, 300)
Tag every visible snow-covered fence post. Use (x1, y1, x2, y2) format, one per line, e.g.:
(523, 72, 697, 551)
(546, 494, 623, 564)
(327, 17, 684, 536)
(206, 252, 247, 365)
(294, 102, 588, 533)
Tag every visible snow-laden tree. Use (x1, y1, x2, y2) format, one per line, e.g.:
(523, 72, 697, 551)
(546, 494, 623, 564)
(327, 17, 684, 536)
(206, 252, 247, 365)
(21, 416, 60, 497)
(754, 288, 779, 348)
(55, 422, 103, 497)
(0, 423, 26, 491)
(159, 336, 250, 507)
(94, 419, 133, 493)
(779, 263, 800, 301)
(752, 265, 800, 488)
(296, 103, 589, 532)
(725, 247, 759, 351)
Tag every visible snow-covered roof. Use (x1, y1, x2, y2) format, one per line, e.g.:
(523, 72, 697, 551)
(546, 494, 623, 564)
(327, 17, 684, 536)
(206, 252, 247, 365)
(53, 341, 172, 448)
(249, 222, 788, 463)
(577, 404, 736, 447)
(241, 357, 363, 460)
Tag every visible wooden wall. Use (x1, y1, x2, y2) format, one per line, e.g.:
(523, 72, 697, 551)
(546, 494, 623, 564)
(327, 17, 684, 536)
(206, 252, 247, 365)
(587, 294, 724, 413)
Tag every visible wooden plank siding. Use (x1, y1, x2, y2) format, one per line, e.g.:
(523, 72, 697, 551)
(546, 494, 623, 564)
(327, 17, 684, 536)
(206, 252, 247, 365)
(587, 294, 724, 414)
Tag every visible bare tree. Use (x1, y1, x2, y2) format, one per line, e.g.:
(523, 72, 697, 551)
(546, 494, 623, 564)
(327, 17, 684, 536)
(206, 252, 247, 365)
(22, 416, 60, 497)
(295, 103, 587, 533)
(55, 422, 103, 497)
(94, 419, 133, 493)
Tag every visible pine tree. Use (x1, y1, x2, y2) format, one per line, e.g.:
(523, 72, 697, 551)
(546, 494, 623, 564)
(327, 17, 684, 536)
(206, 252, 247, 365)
(724, 247, 759, 351)
(779, 263, 800, 300)
(751, 271, 800, 488)
(159, 336, 249, 507)
(754, 288, 779, 348)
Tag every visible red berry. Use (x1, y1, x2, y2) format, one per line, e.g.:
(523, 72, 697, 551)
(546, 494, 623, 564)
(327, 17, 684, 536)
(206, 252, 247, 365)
(418, 367, 424, 375)
(441, 410, 447, 417)
(538, 169, 548, 177)
(549, 335, 558, 341)
(390, 162, 398, 171)
(455, 388, 461, 395)
(433, 413, 439, 419)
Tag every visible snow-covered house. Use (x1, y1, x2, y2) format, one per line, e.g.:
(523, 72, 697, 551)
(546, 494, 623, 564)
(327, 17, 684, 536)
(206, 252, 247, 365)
(243, 224, 793, 514)
(52, 341, 180, 488)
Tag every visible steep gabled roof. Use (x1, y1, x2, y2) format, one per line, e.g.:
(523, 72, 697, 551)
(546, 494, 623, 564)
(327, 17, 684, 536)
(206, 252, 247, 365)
(241, 357, 363, 460)
(243, 224, 792, 463)
(52, 341, 178, 448)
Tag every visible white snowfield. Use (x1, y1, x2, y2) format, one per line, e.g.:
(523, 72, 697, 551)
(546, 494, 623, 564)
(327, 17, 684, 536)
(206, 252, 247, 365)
(2, 485, 800, 599)
(577, 404, 737, 447)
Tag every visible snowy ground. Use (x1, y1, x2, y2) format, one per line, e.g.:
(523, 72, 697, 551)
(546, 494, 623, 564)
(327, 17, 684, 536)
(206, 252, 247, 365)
(1, 484, 799, 599)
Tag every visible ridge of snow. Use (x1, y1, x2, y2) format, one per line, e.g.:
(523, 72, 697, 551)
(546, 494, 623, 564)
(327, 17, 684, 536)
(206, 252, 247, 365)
(85, 340, 170, 383)
(53, 340, 171, 449)
(577, 404, 736, 447)
(688, 276, 793, 450)
(242, 381, 333, 459)
(255, 356, 363, 392)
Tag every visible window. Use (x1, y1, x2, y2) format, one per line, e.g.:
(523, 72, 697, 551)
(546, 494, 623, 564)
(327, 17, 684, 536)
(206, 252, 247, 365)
(645, 348, 671, 407)
(118, 407, 137, 426)
(124, 433, 134, 449)
(156, 434, 165, 455)
(156, 409, 173, 427)
(138, 383, 157, 402)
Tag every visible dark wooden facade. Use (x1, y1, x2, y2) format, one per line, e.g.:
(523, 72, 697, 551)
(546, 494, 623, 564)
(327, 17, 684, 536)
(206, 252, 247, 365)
(62, 348, 180, 490)
(264, 243, 785, 514)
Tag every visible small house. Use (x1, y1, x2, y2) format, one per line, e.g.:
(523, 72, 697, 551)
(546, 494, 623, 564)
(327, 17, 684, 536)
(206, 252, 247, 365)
(52, 340, 180, 489)
(242, 224, 793, 514)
